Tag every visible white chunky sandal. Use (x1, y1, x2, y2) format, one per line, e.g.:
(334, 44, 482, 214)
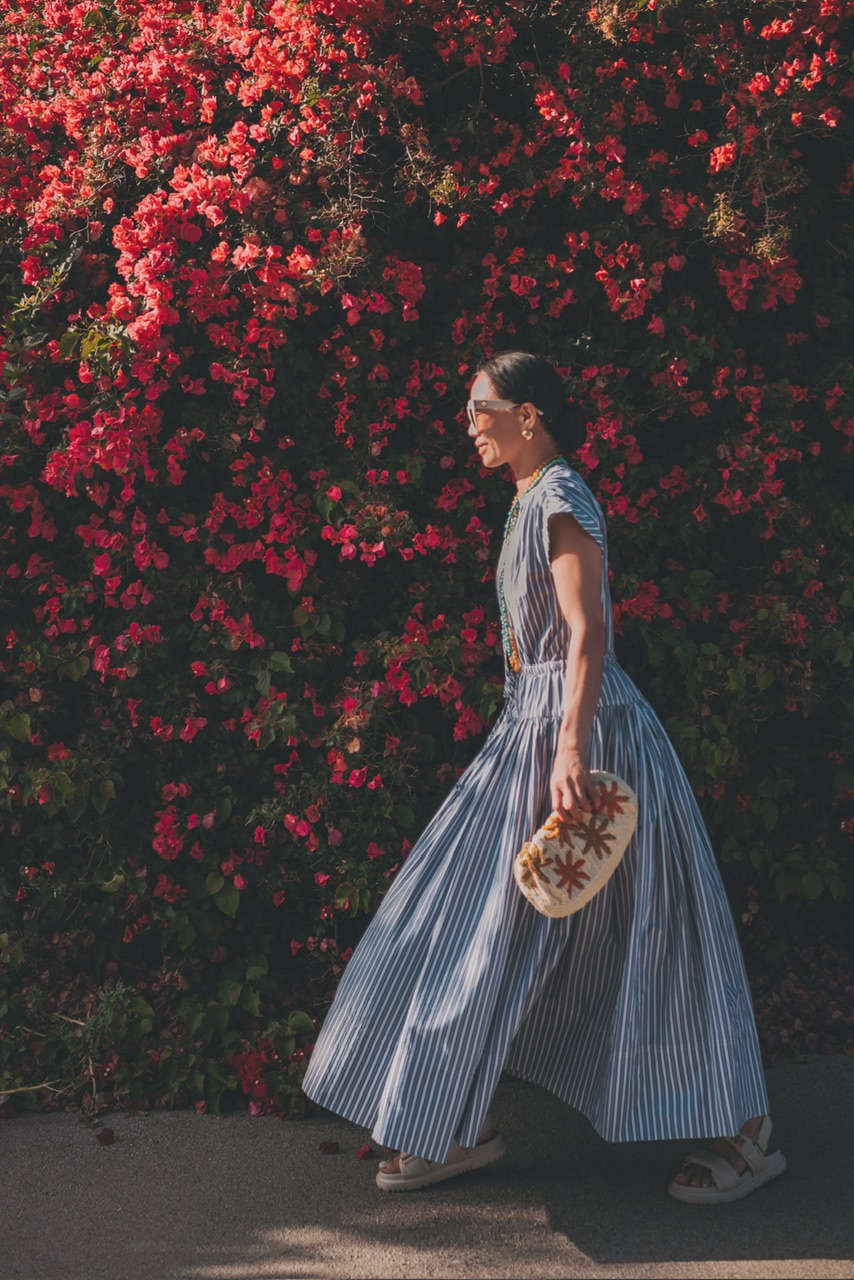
(375, 1131, 506, 1192)
(668, 1115, 787, 1204)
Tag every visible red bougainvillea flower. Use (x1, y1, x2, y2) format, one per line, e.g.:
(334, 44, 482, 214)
(0, 0, 850, 1122)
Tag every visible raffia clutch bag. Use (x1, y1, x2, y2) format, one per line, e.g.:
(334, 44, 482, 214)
(514, 771, 638, 918)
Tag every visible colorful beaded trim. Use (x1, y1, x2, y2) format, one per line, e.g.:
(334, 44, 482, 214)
(498, 455, 565, 672)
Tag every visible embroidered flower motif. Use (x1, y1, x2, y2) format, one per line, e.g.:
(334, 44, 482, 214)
(574, 814, 617, 860)
(552, 851, 591, 894)
(541, 814, 579, 846)
(518, 841, 552, 881)
(595, 779, 632, 822)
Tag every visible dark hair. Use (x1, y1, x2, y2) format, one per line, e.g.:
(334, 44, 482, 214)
(475, 351, 587, 454)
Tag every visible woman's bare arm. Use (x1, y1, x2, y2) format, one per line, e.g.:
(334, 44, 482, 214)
(547, 511, 606, 821)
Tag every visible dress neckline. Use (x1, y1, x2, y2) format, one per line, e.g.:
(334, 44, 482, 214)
(503, 455, 566, 545)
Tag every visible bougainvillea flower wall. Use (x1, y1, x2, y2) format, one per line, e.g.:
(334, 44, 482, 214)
(1, 0, 852, 1114)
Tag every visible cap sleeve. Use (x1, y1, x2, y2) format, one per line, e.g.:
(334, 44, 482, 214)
(540, 470, 607, 560)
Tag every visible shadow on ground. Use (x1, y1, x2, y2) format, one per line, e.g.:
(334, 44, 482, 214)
(3, 1056, 851, 1280)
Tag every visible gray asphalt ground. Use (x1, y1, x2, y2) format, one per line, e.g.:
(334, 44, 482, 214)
(3, 1054, 853, 1280)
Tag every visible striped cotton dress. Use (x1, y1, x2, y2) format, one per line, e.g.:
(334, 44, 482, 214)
(302, 459, 768, 1163)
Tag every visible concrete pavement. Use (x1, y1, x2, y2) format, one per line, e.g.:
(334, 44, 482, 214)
(3, 1054, 853, 1280)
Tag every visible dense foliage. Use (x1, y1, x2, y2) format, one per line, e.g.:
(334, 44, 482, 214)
(1, 0, 853, 1117)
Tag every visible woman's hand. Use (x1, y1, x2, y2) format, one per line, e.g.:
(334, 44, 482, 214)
(550, 743, 598, 823)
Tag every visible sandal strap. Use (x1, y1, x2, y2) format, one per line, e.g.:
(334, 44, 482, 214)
(721, 1117, 773, 1177)
(754, 1114, 773, 1152)
(389, 1131, 499, 1179)
(397, 1153, 435, 1178)
(682, 1148, 741, 1192)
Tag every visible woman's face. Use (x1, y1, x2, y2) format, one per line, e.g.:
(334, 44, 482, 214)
(467, 372, 528, 470)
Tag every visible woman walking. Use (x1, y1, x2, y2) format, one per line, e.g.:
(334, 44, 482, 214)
(301, 351, 786, 1204)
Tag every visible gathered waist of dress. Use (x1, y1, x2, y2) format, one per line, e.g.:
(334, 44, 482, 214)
(503, 651, 648, 717)
(509, 651, 618, 675)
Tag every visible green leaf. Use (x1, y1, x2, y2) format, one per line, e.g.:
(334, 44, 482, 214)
(828, 874, 847, 901)
(7, 714, 31, 743)
(207, 1005, 229, 1039)
(178, 924, 197, 951)
(240, 986, 261, 1016)
(214, 884, 240, 917)
(245, 955, 268, 980)
(219, 980, 242, 1006)
(774, 871, 798, 901)
(179, 1001, 204, 1037)
(801, 871, 825, 900)
(284, 1011, 316, 1038)
(755, 667, 774, 692)
(59, 654, 90, 682)
(269, 651, 293, 673)
(66, 796, 88, 823)
(205, 872, 225, 896)
(50, 772, 74, 801)
(393, 804, 416, 827)
(90, 789, 110, 815)
(98, 872, 126, 894)
(58, 330, 80, 359)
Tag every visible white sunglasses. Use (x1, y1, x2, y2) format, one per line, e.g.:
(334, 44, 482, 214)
(466, 398, 546, 430)
(465, 398, 520, 428)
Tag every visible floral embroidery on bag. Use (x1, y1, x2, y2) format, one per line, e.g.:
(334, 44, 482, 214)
(573, 814, 617, 861)
(514, 773, 638, 918)
(517, 841, 552, 882)
(595, 779, 632, 822)
(552, 851, 591, 893)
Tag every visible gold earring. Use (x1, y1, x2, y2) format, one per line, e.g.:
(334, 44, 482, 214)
(522, 428, 534, 440)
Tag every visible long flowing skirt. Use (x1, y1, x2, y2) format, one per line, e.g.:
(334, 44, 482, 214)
(301, 657, 768, 1164)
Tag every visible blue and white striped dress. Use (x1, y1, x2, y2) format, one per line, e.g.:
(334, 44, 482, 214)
(302, 460, 768, 1162)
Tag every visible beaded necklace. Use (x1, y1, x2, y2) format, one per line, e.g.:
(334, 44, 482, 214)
(498, 455, 565, 672)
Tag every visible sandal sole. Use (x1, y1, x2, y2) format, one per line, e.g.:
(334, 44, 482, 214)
(668, 1150, 787, 1204)
(376, 1136, 506, 1192)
